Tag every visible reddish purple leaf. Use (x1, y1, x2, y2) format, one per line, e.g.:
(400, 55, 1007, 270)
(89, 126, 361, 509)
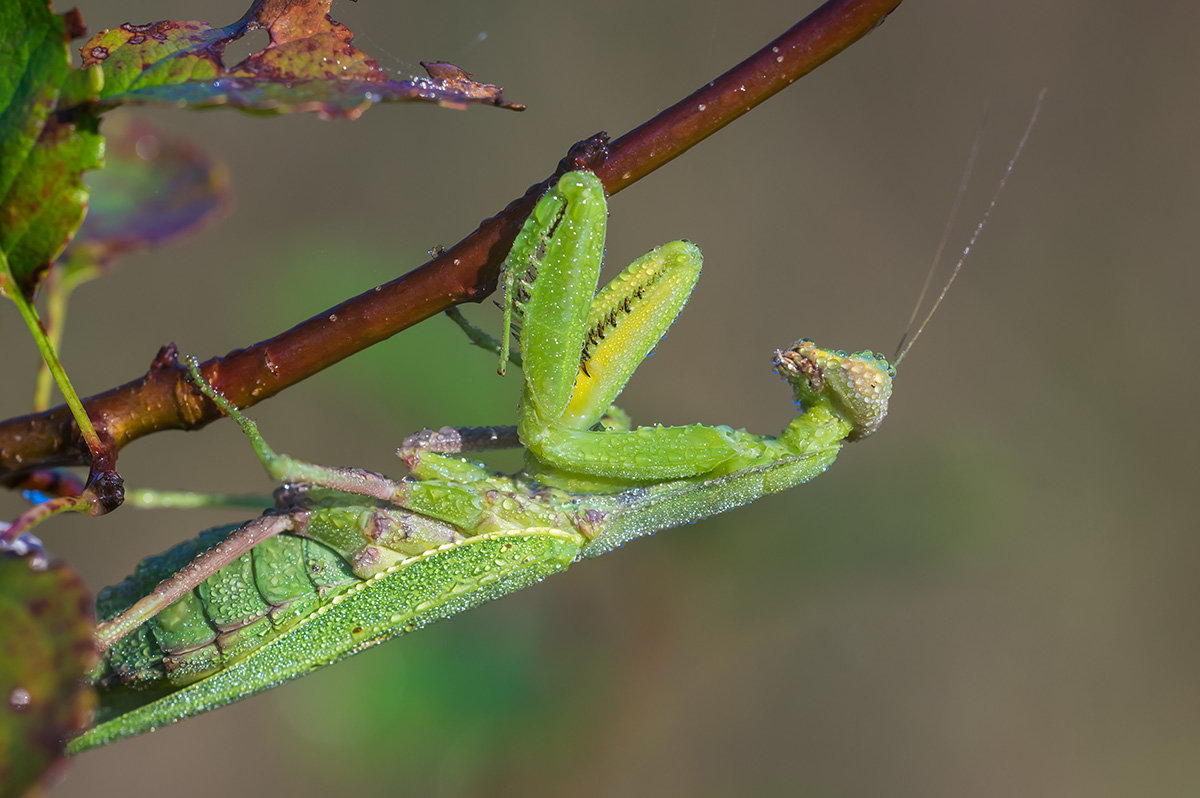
(64, 114, 232, 271)
(77, 0, 523, 120)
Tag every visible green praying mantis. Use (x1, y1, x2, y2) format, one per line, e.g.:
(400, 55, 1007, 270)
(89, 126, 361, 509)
(68, 101, 1039, 752)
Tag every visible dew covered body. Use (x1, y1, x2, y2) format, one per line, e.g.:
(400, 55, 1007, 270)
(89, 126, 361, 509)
(73, 170, 896, 752)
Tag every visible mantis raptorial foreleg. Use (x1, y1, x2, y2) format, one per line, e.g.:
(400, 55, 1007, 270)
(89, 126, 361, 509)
(441, 171, 891, 493)
(504, 177, 751, 485)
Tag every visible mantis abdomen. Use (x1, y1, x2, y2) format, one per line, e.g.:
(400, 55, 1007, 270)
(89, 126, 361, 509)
(77, 520, 583, 752)
(95, 525, 359, 689)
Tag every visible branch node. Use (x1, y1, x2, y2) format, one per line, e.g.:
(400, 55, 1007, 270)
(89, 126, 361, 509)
(562, 133, 610, 174)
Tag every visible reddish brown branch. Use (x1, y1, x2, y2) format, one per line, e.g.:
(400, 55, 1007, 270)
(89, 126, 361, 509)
(0, 0, 903, 484)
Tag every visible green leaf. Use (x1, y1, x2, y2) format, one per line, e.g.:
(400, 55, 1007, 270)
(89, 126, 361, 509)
(0, 1, 103, 298)
(76, 0, 523, 120)
(0, 0, 68, 205)
(0, 117, 103, 297)
(62, 114, 231, 273)
(0, 550, 96, 797)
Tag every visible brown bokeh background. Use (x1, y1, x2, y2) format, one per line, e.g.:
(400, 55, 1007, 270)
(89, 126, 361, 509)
(3, 1, 1197, 795)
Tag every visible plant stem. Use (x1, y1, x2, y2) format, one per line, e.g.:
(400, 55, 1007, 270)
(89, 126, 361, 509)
(0, 248, 104, 459)
(33, 259, 96, 412)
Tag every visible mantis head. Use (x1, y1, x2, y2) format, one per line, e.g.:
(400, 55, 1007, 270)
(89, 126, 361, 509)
(774, 340, 894, 441)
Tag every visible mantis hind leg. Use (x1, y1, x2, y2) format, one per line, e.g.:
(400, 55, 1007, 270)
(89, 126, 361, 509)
(444, 307, 523, 371)
(183, 355, 391, 494)
(94, 511, 302, 654)
(182, 356, 484, 527)
(184, 355, 424, 500)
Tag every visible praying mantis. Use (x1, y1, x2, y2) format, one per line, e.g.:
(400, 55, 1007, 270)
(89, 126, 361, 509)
(68, 97, 1039, 750)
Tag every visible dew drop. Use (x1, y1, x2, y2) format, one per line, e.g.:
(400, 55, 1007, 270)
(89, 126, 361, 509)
(134, 134, 161, 161)
(8, 687, 31, 712)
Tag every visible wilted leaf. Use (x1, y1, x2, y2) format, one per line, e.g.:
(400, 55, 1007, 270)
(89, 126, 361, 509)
(0, 0, 103, 297)
(62, 114, 231, 272)
(0, 548, 96, 797)
(77, 0, 523, 120)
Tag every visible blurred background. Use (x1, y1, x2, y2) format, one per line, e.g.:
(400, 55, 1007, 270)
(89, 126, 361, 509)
(2, 0, 1197, 795)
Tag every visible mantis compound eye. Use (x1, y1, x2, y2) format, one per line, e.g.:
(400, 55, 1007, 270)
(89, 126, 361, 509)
(774, 340, 894, 441)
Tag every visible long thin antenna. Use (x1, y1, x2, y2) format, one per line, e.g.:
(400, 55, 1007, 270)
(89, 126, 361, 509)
(893, 88, 1046, 368)
(894, 115, 985, 360)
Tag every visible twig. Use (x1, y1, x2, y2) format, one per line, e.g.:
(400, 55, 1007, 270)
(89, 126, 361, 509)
(0, 0, 904, 485)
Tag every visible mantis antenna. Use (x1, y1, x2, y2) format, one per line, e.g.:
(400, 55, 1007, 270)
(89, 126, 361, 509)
(893, 88, 1046, 367)
(893, 115, 984, 360)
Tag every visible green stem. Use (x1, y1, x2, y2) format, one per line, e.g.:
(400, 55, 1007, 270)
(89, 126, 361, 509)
(33, 261, 95, 412)
(0, 248, 104, 457)
(124, 488, 274, 511)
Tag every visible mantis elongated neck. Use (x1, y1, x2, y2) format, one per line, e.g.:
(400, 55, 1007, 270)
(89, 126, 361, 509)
(779, 402, 854, 456)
